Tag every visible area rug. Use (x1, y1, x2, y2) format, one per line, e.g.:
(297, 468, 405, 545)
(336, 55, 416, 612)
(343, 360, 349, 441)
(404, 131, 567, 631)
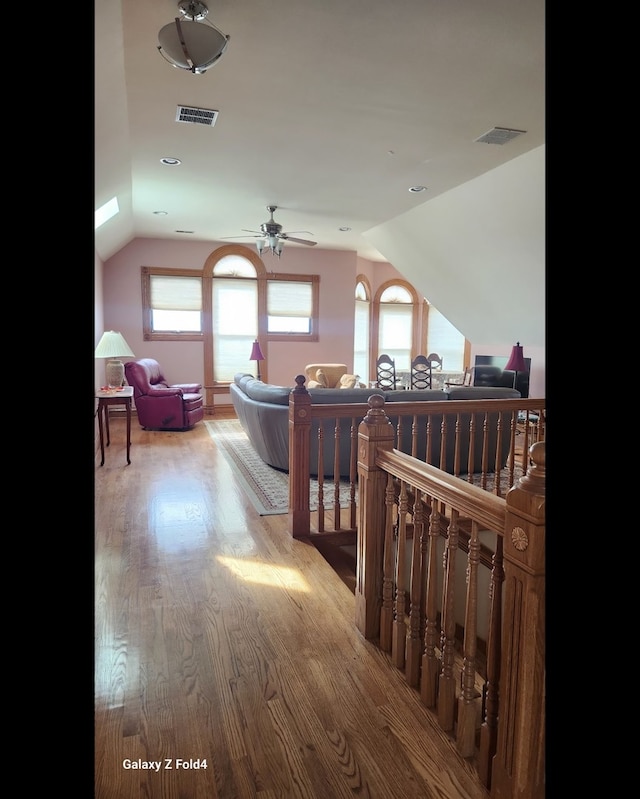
(206, 419, 523, 516)
(205, 419, 354, 515)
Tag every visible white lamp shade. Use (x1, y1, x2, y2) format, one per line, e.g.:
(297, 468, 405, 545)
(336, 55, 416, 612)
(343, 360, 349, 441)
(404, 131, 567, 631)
(158, 19, 229, 73)
(95, 331, 135, 359)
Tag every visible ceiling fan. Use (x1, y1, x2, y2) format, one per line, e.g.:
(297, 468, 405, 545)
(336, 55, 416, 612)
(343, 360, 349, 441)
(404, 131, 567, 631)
(223, 206, 317, 257)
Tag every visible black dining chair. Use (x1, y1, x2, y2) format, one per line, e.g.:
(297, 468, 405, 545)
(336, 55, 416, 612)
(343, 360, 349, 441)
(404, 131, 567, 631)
(375, 354, 397, 390)
(410, 355, 433, 389)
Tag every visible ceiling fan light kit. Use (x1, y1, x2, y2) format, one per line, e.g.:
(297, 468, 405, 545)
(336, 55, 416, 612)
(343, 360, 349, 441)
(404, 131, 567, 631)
(223, 206, 317, 258)
(157, 1, 230, 75)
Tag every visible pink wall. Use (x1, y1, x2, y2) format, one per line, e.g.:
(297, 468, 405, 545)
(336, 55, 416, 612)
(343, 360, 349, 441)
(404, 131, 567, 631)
(98, 238, 545, 401)
(100, 239, 403, 403)
(95, 249, 105, 391)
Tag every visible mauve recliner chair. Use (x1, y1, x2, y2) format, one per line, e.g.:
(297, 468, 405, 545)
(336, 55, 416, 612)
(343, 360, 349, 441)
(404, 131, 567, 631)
(124, 358, 204, 430)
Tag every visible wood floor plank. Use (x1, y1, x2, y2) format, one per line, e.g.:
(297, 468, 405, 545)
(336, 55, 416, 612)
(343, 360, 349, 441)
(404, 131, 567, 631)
(95, 417, 489, 798)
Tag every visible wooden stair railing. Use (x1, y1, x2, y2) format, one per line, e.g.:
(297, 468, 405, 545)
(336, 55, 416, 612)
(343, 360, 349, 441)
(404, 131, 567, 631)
(355, 395, 545, 799)
(288, 385, 545, 796)
(288, 375, 545, 540)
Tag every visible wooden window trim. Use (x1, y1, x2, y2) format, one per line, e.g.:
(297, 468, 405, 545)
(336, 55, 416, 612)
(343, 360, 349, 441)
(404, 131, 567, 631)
(264, 272, 320, 342)
(201, 245, 320, 399)
(141, 266, 204, 342)
(371, 278, 421, 376)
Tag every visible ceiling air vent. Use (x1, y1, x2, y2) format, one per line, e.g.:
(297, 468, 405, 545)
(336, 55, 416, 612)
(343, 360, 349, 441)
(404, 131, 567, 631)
(175, 105, 219, 126)
(475, 127, 526, 145)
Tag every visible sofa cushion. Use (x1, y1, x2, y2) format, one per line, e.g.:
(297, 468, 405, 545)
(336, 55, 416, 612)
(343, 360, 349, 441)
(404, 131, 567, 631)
(308, 387, 382, 404)
(234, 373, 291, 405)
(339, 374, 359, 389)
(445, 386, 521, 400)
(315, 369, 328, 387)
(304, 363, 348, 388)
(385, 389, 446, 402)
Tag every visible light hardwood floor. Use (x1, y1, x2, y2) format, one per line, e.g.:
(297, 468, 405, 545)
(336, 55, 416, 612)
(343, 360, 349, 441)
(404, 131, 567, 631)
(95, 413, 489, 799)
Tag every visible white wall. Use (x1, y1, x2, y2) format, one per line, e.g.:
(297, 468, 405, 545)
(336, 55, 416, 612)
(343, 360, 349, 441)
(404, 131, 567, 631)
(365, 146, 545, 394)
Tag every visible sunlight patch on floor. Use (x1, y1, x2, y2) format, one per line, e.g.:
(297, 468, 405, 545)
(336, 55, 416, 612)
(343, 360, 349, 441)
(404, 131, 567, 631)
(217, 555, 310, 591)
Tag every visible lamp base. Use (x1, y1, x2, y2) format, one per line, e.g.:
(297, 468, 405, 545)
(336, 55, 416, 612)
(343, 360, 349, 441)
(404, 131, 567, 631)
(106, 359, 125, 389)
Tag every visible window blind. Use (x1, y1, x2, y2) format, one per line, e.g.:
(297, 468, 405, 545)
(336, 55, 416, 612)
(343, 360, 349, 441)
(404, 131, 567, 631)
(353, 298, 370, 380)
(150, 275, 202, 310)
(212, 278, 258, 381)
(379, 303, 413, 369)
(427, 305, 464, 371)
(267, 280, 312, 317)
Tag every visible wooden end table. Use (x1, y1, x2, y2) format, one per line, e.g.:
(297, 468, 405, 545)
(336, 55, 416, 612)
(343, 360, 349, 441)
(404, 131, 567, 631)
(96, 386, 133, 465)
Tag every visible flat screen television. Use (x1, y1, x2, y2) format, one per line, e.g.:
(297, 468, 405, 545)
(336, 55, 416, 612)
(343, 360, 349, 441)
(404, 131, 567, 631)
(474, 355, 531, 398)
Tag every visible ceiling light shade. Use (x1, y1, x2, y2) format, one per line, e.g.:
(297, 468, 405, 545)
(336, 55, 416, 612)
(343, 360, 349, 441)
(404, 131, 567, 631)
(157, 1, 230, 75)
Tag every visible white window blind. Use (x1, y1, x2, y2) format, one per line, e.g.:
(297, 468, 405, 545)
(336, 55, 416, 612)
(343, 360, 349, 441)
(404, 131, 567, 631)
(150, 275, 202, 331)
(212, 278, 258, 381)
(150, 275, 202, 310)
(379, 303, 413, 370)
(427, 305, 464, 371)
(354, 298, 370, 381)
(267, 280, 312, 333)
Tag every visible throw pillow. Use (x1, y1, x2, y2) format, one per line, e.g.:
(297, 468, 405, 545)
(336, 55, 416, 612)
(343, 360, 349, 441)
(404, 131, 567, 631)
(339, 374, 358, 389)
(315, 369, 328, 387)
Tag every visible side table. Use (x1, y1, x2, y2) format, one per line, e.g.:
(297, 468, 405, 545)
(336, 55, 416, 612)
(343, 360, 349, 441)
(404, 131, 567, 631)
(96, 386, 133, 466)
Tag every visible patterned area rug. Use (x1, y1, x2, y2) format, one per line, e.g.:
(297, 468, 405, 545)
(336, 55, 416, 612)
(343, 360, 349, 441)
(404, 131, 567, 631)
(206, 419, 525, 516)
(205, 419, 354, 515)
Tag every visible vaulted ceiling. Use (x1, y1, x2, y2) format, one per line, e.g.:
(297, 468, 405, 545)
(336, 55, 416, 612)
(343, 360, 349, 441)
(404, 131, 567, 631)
(95, 0, 545, 266)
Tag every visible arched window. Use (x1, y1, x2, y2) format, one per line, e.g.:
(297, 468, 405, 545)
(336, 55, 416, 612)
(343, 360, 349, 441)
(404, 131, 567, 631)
(211, 254, 259, 382)
(202, 244, 320, 408)
(353, 277, 371, 382)
(372, 280, 421, 374)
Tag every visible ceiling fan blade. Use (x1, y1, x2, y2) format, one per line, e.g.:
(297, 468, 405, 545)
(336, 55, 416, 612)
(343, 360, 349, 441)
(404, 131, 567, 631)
(220, 235, 261, 240)
(241, 229, 262, 234)
(282, 236, 317, 246)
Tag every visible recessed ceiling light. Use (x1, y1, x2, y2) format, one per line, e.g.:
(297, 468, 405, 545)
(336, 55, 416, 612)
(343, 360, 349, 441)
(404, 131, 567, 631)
(338, 226, 351, 232)
(153, 210, 168, 215)
(409, 185, 426, 193)
(161, 157, 181, 166)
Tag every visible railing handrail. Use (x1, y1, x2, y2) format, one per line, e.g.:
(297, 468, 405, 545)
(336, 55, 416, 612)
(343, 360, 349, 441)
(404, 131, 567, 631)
(355, 395, 545, 799)
(288, 375, 545, 539)
(375, 447, 506, 531)
(288, 385, 545, 798)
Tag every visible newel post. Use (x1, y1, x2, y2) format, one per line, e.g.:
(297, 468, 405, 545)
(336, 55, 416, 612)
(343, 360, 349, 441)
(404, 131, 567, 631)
(491, 441, 545, 799)
(288, 375, 312, 538)
(355, 394, 395, 640)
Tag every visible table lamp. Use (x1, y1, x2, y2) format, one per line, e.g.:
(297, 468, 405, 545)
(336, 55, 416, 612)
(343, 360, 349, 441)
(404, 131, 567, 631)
(250, 339, 265, 380)
(95, 330, 135, 388)
(505, 341, 526, 390)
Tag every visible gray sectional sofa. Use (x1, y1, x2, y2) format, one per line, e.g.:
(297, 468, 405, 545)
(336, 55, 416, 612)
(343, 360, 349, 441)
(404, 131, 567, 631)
(230, 373, 521, 478)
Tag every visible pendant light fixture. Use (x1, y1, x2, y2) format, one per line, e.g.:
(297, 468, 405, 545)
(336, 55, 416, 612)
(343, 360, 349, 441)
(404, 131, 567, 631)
(157, 1, 230, 75)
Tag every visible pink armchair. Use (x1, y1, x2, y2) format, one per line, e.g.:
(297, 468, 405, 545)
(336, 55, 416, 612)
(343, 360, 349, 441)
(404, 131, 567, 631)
(124, 358, 204, 430)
